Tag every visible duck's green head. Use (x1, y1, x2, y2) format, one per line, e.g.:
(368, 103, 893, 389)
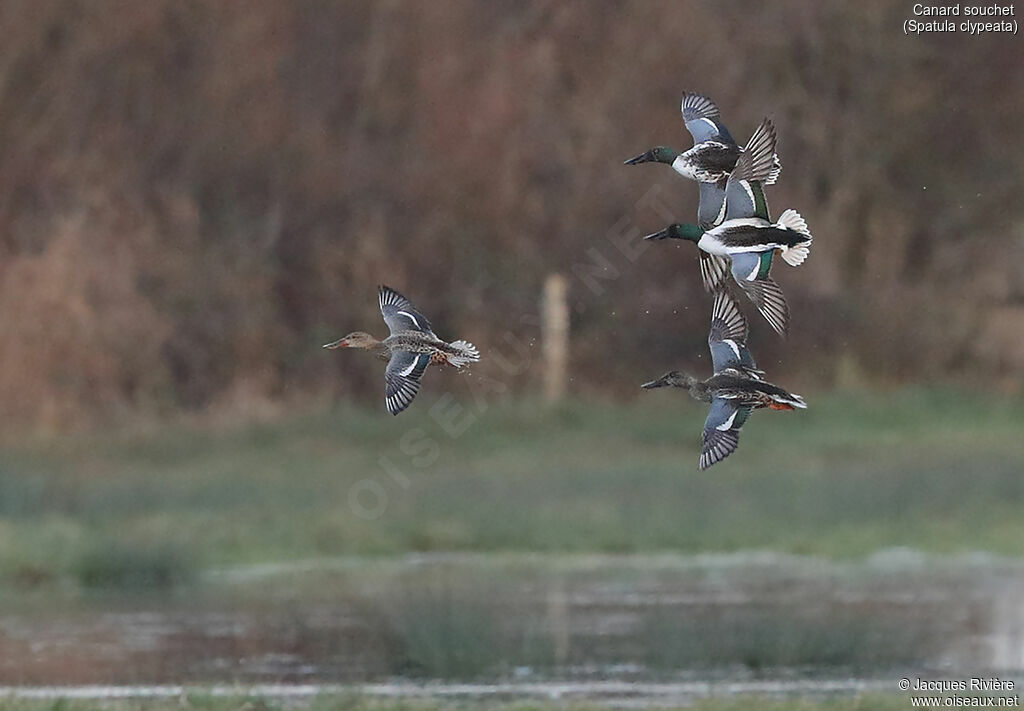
(643, 223, 703, 243)
(624, 146, 681, 166)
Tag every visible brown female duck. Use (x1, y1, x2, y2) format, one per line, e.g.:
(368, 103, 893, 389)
(324, 285, 480, 415)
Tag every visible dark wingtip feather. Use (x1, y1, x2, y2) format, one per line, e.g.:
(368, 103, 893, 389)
(710, 289, 748, 342)
(681, 92, 721, 122)
(699, 430, 740, 470)
(731, 118, 779, 184)
(739, 277, 790, 338)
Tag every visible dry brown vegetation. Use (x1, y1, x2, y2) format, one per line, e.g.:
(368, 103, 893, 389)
(1, 0, 1022, 430)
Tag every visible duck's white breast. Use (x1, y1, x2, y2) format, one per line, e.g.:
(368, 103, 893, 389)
(671, 154, 699, 181)
(698, 232, 730, 255)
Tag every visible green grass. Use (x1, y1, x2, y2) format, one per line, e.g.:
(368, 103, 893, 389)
(1, 388, 1023, 587)
(0, 695, 913, 711)
(71, 538, 195, 590)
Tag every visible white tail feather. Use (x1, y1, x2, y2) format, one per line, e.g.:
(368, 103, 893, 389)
(446, 340, 480, 368)
(776, 208, 811, 237)
(776, 209, 812, 267)
(781, 243, 811, 267)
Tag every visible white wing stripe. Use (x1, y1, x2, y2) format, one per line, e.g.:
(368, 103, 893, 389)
(397, 310, 421, 328)
(716, 410, 738, 431)
(741, 180, 755, 208)
(715, 195, 728, 225)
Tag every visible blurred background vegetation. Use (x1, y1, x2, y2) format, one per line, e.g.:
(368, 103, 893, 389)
(1, 0, 1024, 696)
(2, 0, 1023, 432)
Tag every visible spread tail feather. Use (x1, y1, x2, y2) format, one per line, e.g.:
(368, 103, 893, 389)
(776, 209, 812, 266)
(776, 208, 811, 236)
(780, 242, 811, 267)
(446, 340, 480, 368)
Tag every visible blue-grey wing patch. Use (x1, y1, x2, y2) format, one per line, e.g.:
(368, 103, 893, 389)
(723, 179, 772, 222)
(708, 290, 759, 376)
(697, 182, 728, 230)
(379, 285, 435, 336)
(681, 93, 735, 145)
(700, 398, 751, 470)
(724, 179, 770, 221)
(730, 251, 773, 284)
(384, 351, 431, 415)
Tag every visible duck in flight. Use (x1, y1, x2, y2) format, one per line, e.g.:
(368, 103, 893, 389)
(323, 286, 480, 415)
(624, 92, 781, 188)
(641, 289, 806, 470)
(643, 205, 812, 338)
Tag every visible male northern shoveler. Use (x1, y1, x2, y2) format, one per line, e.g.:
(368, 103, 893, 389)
(624, 92, 781, 188)
(323, 285, 480, 415)
(643, 202, 812, 337)
(641, 290, 805, 470)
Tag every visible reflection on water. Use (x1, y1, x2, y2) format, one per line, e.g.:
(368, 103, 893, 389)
(0, 552, 1022, 684)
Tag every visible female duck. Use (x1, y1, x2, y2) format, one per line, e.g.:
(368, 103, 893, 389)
(323, 286, 480, 415)
(641, 290, 805, 469)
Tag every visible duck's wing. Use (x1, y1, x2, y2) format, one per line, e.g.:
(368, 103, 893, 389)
(724, 178, 771, 222)
(708, 289, 760, 376)
(697, 182, 728, 230)
(730, 251, 774, 283)
(379, 285, 435, 336)
(699, 251, 730, 293)
(384, 350, 432, 415)
(729, 118, 780, 185)
(681, 93, 736, 146)
(733, 272, 790, 338)
(700, 397, 753, 470)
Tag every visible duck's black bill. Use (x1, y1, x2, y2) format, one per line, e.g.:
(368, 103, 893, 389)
(624, 150, 655, 165)
(643, 228, 673, 241)
(641, 378, 668, 389)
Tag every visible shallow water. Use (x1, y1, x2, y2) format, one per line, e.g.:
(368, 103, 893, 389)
(0, 552, 1021, 686)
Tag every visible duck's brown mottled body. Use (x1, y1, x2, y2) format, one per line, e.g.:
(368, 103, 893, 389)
(699, 371, 801, 410)
(641, 290, 805, 470)
(384, 332, 455, 360)
(323, 286, 480, 415)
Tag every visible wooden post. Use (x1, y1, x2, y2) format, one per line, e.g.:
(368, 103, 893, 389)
(547, 579, 570, 666)
(542, 273, 569, 404)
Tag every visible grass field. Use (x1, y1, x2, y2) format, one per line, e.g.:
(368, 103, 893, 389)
(1, 388, 1023, 589)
